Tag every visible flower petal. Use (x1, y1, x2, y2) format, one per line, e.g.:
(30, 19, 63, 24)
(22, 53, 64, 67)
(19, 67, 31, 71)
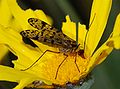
(0, 65, 43, 89)
(0, 45, 9, 61)
(0, 25, 43, 69)
(0, 25, 52, 88)
(62, 15, 76, 40)
(111, 13, 120, 49)
(85, 0, 112, 57)
(0, 0, 12, 27)
(7, 0, 49, 31)
(78, 23, 87, 49)
(62, 15, 87, 48)
(34, 10, 52, 25)
(88, 14, 120, 65)
(89, 40, 113, 66)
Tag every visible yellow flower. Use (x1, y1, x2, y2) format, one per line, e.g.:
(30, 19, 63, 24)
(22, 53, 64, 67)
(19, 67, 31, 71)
(0, 0, 120, 89)
(0, 0, 53, 88)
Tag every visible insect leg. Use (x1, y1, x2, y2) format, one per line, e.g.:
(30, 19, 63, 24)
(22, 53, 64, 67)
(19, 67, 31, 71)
(74, 54, 80, 73)
(21, 50, 60, 71)
(55, 54, 68, 79)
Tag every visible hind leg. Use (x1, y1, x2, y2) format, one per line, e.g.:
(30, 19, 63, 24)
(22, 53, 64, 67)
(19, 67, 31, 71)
(55, 54, 68, 79)
(74, 55, 80, 73)
(21, 50, 60, 71)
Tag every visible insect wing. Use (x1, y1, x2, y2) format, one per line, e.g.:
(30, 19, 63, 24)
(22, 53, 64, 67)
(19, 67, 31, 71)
(21, 18, 77, 49)
(28, 18, 49, 30)
(20, 30, 39, 39)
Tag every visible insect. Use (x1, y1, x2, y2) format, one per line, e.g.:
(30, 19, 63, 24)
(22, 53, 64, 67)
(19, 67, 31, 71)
(20, 18, 84, 79)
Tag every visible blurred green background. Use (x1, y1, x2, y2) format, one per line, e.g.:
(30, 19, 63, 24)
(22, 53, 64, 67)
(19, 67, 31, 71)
(0, 0, 120, 89)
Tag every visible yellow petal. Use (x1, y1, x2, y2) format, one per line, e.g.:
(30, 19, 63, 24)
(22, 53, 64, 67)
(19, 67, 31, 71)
(62, 15, 87, 48)
(34, 10, 52, 25)
(0, 0, 12, 27)
(0, 25, 52, 88)
(111, 13, 120, 49)
(85, 0, 112, 57)
(89, 39, 113, 66)
(112, 14, 120, 36)
(0, 65, 36, 82)
(78, 23, 87, 49)
(0, 45, 9, 61)
(88, 14, 120, 65)
(112, 37, 120, 49)
(7, 0, 50, 31)
(0, 25, 43, 69)
(62, 15, 76, 40)
(0, 65, 42, 89)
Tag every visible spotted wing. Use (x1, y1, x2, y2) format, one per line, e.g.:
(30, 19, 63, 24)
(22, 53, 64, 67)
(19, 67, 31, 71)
(28, 18, 52, 30)
(20, 18, 77, 49)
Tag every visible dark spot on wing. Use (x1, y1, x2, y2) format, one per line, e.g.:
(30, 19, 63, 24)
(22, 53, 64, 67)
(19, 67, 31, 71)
(22, 37, 38, 47)
(41, 31, 44, 36)
(53, 32, 56, 35)
(41, 21, 46, 29)
(51, 40, 54, 44)
(50, 36, 54, 38)
(43, 38, 47, 42)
